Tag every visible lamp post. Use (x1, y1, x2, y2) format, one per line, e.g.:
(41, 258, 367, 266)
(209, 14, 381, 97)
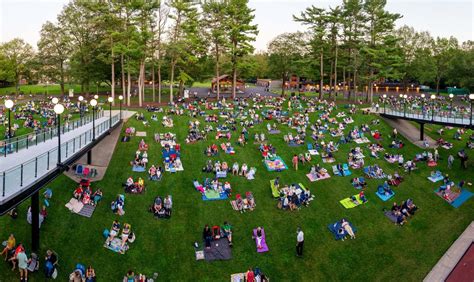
(78, 96, 84, 125)
(430, 94, 436, 121)
(449, 93, 454, 119)
(4, 99, 14, 140)
(118, 95, 123, 121)
(403, 94, 408, 117)
(54, 104, 65, 165)
(470, 94, 474, 126)
(108, 96, 113, 128)
(382, 94, 387, 114)
(421, 93, 426, 118)
(90, 99, 97, 141)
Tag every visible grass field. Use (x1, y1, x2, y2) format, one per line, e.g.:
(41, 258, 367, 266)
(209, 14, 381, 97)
(0, 101, 473, 281)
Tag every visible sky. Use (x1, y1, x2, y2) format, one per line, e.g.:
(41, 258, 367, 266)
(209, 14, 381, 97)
(0, 0, 472, 52)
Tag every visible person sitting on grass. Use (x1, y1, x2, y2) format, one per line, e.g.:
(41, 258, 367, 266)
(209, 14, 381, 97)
(253, 227, 264, 249)
(73, 186, 83, 200)
(232, 162, 239, 175)
(85, 266, 96, 282)
(121, 223, 131, 248)
(203, 225, 212, 249)
(222, 221, 233, 247)
(1, 233, 15, 260)
(105, 220, 121, 246)
(359, 191, 368, 203)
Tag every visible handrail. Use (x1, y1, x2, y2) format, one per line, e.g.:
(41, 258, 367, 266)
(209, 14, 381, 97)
(0, 113, 120, 201)
(1, 110, 104, 156)
(381, 105, 473, 126)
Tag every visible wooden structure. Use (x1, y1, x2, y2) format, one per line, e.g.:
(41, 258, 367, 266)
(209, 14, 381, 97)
(211, 75, 245, 93)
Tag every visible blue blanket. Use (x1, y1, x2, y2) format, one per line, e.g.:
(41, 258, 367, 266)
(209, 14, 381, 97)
(376, 191, 395, 202)
(328, 221, 357, 240)
(132, 165, 146, 172)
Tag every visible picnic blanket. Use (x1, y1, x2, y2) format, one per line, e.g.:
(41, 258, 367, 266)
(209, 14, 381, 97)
(339, 195, 366, 209)
(308, 149, 319, 155)
(428, 172, 444, 183)
(322, 157, 335, 163)
(435, 187, 473, 208)
(263, 157, 288, 172)
(204, 238, 232, 261)
(136, 131, 147, 137)
(270, 180, 279, 198)
(253, 228, 269, 253)
(376, 190, 395, 202)
(354, 137, 370, 144)
(132, 165, 146, 172)
(164, 162, 184, 172)
(104, 238, 128, 254)
(202, 190, 228, 201)
(384, 210, 399, 223)
(306, 172, 330, 182)
(332, 164, 352, 176)
(327, 221, 357, 240)
(269, 130, 281, 134)
(231, 273, 245, 282)
(352, 177, 366, 189)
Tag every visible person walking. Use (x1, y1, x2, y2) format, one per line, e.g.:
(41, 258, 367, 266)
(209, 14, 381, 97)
(296, 227, 304, 257)
(434, 148, 439, 162)
(448, 154, 454, 169)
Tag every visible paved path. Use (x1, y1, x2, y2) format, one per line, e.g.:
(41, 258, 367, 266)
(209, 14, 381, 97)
(64, 111, 135, 182)
(424, 221, 474, 281)
(381, 117, 436, 148)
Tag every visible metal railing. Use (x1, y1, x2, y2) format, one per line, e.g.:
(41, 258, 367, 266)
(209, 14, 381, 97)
(382, 104, 473, 126)
(1, 110, 104, 156)
(0, 113, 120, 203)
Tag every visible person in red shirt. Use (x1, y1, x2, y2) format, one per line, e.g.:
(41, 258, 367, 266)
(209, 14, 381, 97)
(246, 268, 255, 282)
(292, 155, 298, 171)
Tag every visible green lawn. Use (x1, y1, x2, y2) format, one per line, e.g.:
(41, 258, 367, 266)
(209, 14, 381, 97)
(0, 101, 473, 281)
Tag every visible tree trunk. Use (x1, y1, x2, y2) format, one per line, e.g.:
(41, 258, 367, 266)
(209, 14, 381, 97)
(152, 63, 155, 102)
(353, 70, 357, 102)
(343, 67, 346, 99)
(170, 61, 175, 102)
(158, 64, 162, 103)
(319, 51, 324, 100)
(215, 43, 220, 100)
(329, 61, 333, 99)
(436, 78, 440, 95)
(121, 54, 126, 98)
(281, 73, 286, 96)
(127, 65, 131, 106)
(60, 61, 65, 96)
(111, 44, 115, 106)
(334, 45, 338, 101)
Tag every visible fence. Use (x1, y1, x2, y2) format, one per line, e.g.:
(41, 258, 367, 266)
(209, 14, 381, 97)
(1, 110, 104, 156)
(0, 113, 120, 203)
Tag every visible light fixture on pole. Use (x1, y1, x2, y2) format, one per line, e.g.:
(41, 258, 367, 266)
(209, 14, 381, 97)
(90, 99, 98, 141)
(469, 94, 474, 126)
(54, 103, 65, 165)
(403, 94, 408, 117)
(430, 94, 436, 121)
(4, 99, 14, 140)
(449, 93, 454, 118)
(78, 96, 84, 125)
(382, 94, 387, 114)
(118, 95, 123, 121)
(94, 95, 99, 100)
(421, 94, 426, 118)
(107, 96, 113, 128)
(52, 97, 59, 105)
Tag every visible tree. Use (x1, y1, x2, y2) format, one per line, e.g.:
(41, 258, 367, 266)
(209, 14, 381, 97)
(294, 6, 328, 99)
(202, 0, 229, 100)
(361, 0, 402, 103)
(0, 39, 34, 95)
(224, 0, 258, 99)
(37, 21, 72, 96)
(431, 36, 457, 94)
(268, 32, 308, 95)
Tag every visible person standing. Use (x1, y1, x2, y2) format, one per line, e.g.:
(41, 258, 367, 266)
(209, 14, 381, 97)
(296, 227, 304, 257)
(448, 154, 454, 169)
(434, 148, 439, 162)
(292, 155, 298, 171)
(16, 250, 29, 281)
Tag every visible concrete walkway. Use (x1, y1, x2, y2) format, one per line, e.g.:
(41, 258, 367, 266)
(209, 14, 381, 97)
(424, 221, 474, 281)
(381, 117, 436, 148)
(64, 110, 135, 182)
